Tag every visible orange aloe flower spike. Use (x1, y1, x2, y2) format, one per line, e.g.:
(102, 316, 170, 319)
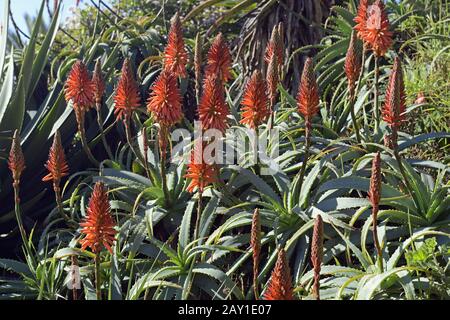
(42, 131, 69, 184)
(92, 59, 105, 106)
(360, 0, 393, 57)
(64, 60, 95, 112)
(251, 208, 262, 297)
(185, 142, 218, 194)
(264, 23, 284, 67)
(383, 57, 406, 125)
(345, 32, 362, 97)
(263, 248, 294, 300)
(114, 58, 141, 124)
(240, 70, 270, 129)
(198, 74, 230, 133)
(354, 0, 369, 40)
(164, 12, 188, 78)
(297, 57, 320, 141)
(8, 130, 26, 186)
(311, 215, 324, 300)
(80, 182, 117, 254)
(205, 33, 232, 83)
(147, 70, 184, 128)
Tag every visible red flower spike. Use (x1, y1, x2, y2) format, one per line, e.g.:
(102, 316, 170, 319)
(360, 0, 393, 57)
(8, 130, 26, 185)
(264, 23, 284, 67)
(382, 57, 406, 128)
(80, 182, 117, 254)
(263, 248, 294, 300)
(92, 59, 105, 106)
(297, 58, 320, 130)
(64, 60, 95, 112)
(240, 70, 270, 129)
(345, 32, 362, 97)
(164, 13, 188, 78)
(368, 152, 382, 212)
(354, 0, 369, 39)
(198, 74, 230, 133)
(42, 131, 69, 184)
(251, 208, 262, 297)
(205, 33, 232, 83)
(147, 70, 184, 128)
(311, 215, 324, 300)
(114, 59, 141, 124)
(266, 52, 279, 108)
(185, 142, 218, 194)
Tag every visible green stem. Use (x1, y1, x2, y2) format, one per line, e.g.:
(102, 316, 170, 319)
(77, 110, 100, 167)
(13, 184, 28, 251)
(96, 103, 114, 159)
(374, 56, 380, 134)
(141, 129, 156, 186)
(194, 192, 203, 240)
(159, 128, 170, 208)
(95, 254, 102, 300)
(298, 121, 312, 197)
(349, 94, 362, 143)
(125, 119, 143, 164)
(372, 212, 383, 271)
(394, 149, 419, 206)
(54, 184, 71, 223)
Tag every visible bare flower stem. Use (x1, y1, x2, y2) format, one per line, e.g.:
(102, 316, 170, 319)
(374, 56, 380, 134)
(372, 211, 383, 271)
(194, 192, 203, 240)
(349, 93, 362, 143)
(54, 184, 71, 222)
(95, 254, 102, 300)
(298, 121, 312, 196)
(77, 109, 100, 167)
(13, 184, 28, 252)
(159, 128, 170, 207)
(141, 129, 154, 184)
(96, 103, 113, 159)
(71, 255, 79, 301)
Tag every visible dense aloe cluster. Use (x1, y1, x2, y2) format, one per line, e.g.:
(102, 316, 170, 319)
(0, 0, 449, 300)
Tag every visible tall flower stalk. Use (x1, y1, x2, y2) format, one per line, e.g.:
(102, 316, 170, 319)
(266, 53, 279, 129)
(80, 182, 117, 300)
(147, 70, 184, 206)
(368, 152, 383, 270)
(356, 0, 393, 133)
(114, 58, 142, 165)
(42, 131, 70, 221)
(250, 208, 261, 299)
(311, 215, 324, 300)
(8, 130, 28, 249)
(205, 33, 232, 83)
(265, 23, 284, 129)
(345, 32, 362, 142)
(92, 59, 113, 159)
(381, 57, 416, 206)
(262, 248, 294, 300)
(64, 60, 99, 166)
(296, 58, 320, 194)
(241, 70, 270, 129)
(164, 12, 188, 78)
(185, 141, 218, 239)
(198, 74, 230, 133)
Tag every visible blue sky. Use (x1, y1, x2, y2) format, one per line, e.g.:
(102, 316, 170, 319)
(1, 0, 83, 31)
